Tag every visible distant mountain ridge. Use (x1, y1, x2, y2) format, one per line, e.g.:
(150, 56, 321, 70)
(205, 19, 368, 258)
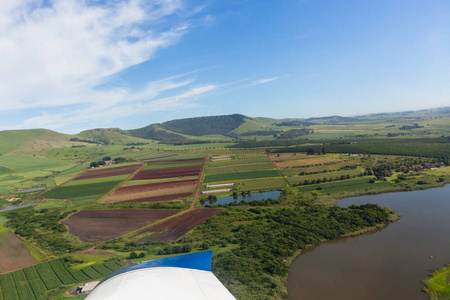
(0, 107, 448, 153)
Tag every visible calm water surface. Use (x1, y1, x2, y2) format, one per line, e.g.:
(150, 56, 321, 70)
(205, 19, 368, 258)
(287, 185, 450, 300)
(205, 190, 281, 205)
(0, 203, 37, 212)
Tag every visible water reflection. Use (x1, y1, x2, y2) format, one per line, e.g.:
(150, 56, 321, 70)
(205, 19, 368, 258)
(203, 190, 281, 205)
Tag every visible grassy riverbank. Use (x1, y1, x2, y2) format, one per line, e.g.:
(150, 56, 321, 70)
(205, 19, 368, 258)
(423, 264, 450, 300)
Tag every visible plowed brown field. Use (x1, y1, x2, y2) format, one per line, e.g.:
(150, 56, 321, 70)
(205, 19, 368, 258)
(0, 231, 35, 274)
(136, 209, 222, 243)
(102, 186, 195, 203)
(113, 179, 197, 195)
(132, 165, 202, 180)
(69, 209, 181, 219)
(121, 193, 192, 203)
(62, 209, 181, 242)
(74, 164, 142, 180)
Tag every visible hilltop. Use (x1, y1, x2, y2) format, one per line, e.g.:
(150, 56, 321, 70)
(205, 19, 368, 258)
(0, 107, 448, 154)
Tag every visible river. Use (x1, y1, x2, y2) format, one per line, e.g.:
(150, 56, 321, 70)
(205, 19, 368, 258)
(287, 185, 450, 300)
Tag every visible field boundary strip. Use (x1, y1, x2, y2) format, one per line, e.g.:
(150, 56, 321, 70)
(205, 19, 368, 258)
(192, 155, 208, 209)
(267, 152, 291, 188)
(123, 210, 189, 240)
(96, 162, 145, 203)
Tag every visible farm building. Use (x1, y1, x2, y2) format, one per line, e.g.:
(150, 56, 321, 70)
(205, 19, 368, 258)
(79, 281, 99, 294)
(85, 251, 235, 300)
(206, 183, 235, 188)
(211, 155, 232, 161)
(201, 189, 232, 194)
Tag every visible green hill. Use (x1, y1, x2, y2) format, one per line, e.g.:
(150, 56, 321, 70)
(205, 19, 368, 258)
(127, 124, 196, 145)
(306, 115, 361, 124)
(77, 128, 151, 145)
(0, 129, 75, 156)
(159, 114, 248, 136)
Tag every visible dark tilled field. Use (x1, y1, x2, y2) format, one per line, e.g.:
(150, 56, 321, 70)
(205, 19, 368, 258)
(74, 164, 142, 180)
(121, 193, 192, 203)
(131, 165, 202, 180)
(113, 179, 197, 195)
(69, 209, 181, 220)
(136, 209, 222, 243)
(62, 219, 154, 242)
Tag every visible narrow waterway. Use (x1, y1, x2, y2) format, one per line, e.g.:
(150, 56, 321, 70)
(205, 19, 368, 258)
(287, 185, 450, 300)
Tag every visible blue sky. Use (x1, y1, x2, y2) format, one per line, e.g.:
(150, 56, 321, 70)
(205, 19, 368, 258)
(0, 0, 449, 133)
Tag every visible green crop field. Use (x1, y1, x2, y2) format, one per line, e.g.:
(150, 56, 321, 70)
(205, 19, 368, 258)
(208, 157, 270, 168)
(42, 179, 122, 200)
(205, 162, 275, 174)
(203, 169, 281, 183)
(0, 259, 124, 300)
(295, 177, 392, 195)
(286, 169, 363, 185)
(241, 178, 287, 191)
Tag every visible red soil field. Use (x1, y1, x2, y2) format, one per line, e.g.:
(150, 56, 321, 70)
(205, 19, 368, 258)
(132, 165, 202, 180)
(0, 231, 35, 274)
(136, 209, 222, 243)
(112, 179, 197, 195)
(74, 164, 142, 180)
(62, 219, 154, 242)
(62, 209, 181, 242)
(121, 193, 192, 203)
(69, 209, 181, 220)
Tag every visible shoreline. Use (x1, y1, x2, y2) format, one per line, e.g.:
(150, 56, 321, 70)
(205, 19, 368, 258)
(279, 183, 449, 300)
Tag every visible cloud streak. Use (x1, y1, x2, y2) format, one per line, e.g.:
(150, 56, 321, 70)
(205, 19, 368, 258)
(248, 77, 279, 87)
(0, 0, 214, 131)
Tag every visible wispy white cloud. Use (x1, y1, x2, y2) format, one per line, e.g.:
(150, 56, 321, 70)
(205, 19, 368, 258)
(248, 77, 279, 86)
(0, 0, 214, 131)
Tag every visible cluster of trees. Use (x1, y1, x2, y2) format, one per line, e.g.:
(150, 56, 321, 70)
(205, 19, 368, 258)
(273, 120, 313, 127)
(156, 244, 193, 255)
(69, 137, 99, 144)
(129, 251, 146, 259)
(89, 156, 127, 168)
(275, 129, 313, 139)
(5, 208, 87, 254)
(399, 123, 424, 130)
(297, 164, 359, 176)
(293, 174, 362, 187)
(193, 202, 392, 298)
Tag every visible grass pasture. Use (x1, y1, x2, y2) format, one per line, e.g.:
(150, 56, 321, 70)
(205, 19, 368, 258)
(423, 264, 450, 300)
(274, 157, 341, 168)
(284, 167, 364, 182)
(241, 178, 287, 191)
(0, 166, 16, 175)
(0, 156, 71, 173)
(203, 169, 281, 183)
(205, 162, 275, 174)
(207, 157, 270, 168)
(295, 177, 394, 200)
